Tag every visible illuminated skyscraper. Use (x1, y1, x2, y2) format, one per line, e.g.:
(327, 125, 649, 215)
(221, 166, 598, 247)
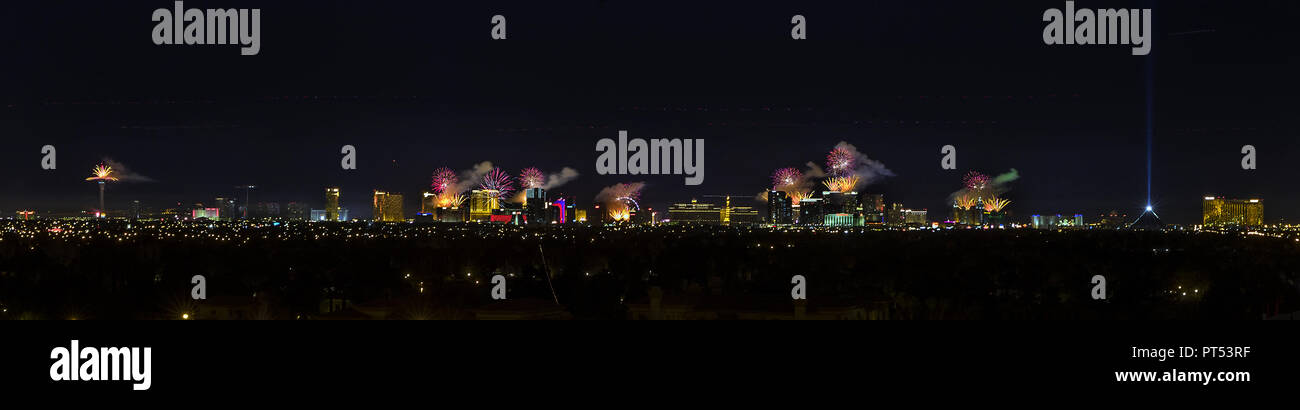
(214, 197, 236, 222)
(469, 189, 498, 222)
(524, 188, 547, 225)
(767, 190, 792, 224)
(1202, 196, 1263, 227)
(798, 198, 823, 226)
(372, 190, 404, 222)
(325, 187, 341, 221)
(421, 192, 437, 214)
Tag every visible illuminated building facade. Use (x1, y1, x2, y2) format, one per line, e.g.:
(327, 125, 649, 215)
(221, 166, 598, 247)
(1031, 214, 1083, 229)
(372, 190, 404, 222)
(861, 193, 884, 224)
(952, 203, 984, 226)
(469, 189, 498, 222)
(421, 192, 437, 214)
(325, 187, 341, 221)
(824, 213, 856, 226)
(729, 205, 760, 225)
(525, 188, 548, 225)
(904, 209, 928, 225)
(767, 190, 793, 225)
(1202, 196, 1263, 227)
(548, 197, 576, 224)
(668, 199, 722, 224)
(192, 207, 220, 220)
(286, 202, 309, 221)
(436, 206, 466, 222)
(214, 197, 236, 222)
(798, 198, 823, 225)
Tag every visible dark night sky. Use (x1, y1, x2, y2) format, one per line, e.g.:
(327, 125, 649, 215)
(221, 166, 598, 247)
(0, 1, 1295, 223)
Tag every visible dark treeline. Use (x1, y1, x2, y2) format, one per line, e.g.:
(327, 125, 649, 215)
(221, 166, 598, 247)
(0, 221, 1297, 319)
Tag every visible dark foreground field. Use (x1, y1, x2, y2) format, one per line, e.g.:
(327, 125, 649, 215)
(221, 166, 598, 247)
(1, 220, 1297, 320)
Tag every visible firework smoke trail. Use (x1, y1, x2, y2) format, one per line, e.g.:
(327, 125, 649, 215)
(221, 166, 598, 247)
(830, 141, 894, 185)
(519, 167, 545, 189)
(100, 158, 153, 182)
(431, 167, 457, 194)
(771, 167, 802, 190)
(540, 167, 580, 190)
(825, 147, 855, 177)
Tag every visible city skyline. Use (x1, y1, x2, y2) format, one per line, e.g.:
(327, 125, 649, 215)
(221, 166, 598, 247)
(0, 154, 1281, 227)
(1, 2, 1292, 224)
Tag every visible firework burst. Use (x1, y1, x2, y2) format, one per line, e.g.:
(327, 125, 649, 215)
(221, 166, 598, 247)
(431, 167, 457, 194)
(956, 195, 979, 210)
(436, 192, 466, 208)
(598, 183, 643, 222)
(823, 175, 860, 192)
(962, 171, 990, 191)
(479, 168, 514, 196)
(519, 167, 545, 189)
(788, 191, 812, 203)
(983, 197, 1011, 212)
(86, 164, 118, 182)
(826, 147, 855, 177)
(771, 167, 802, 189)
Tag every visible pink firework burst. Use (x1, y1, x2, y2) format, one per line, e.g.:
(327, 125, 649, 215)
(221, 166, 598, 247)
(519, 167, 544, 189)
(826, 147, 855, 176)
(431, 167, 457, 194)
(962, 171, 989, 191)
(771, 167, 802, 189)
(480, 168, 515, 198)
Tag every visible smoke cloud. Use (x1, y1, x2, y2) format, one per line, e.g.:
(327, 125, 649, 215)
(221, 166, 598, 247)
(541, 167, 580, 190)
(594, 182, 645, 205)
(102, 158, 155, 182)
(452, 161, 495, 193)
(832, 141, 895, 188)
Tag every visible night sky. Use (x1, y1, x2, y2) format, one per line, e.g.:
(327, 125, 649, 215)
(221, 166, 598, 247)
(0, 1, 1294, 224)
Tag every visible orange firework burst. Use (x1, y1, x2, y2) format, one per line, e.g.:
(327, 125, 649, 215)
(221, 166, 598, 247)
(436, 192, 466, 208)
(788, 191, 812, 203)
(956, 195, 979, 210)
(822, 175, 859, 192)
(608, 208, 631, 221)
(984, 197, 1010, 212)
(86, 164, 118, 181)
